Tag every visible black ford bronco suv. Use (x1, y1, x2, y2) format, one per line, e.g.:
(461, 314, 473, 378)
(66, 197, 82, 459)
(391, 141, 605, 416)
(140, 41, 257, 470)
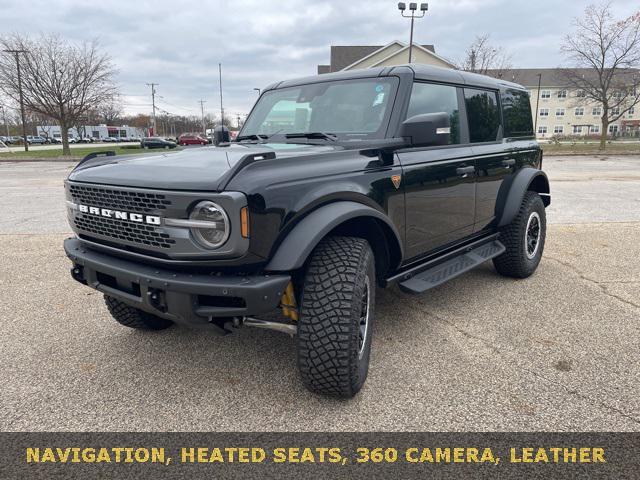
(64, 64, 549, 398)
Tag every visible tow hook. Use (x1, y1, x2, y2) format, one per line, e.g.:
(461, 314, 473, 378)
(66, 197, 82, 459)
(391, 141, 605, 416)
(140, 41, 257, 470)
(70, 265, 86, 284)
(147, 288, 167, 312)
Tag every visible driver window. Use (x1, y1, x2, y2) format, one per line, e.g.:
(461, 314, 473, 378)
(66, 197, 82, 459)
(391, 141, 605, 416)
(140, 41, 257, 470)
(406, 83, 460, 144)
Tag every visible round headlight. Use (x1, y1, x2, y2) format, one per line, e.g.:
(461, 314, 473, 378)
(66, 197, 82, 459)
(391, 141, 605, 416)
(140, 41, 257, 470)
(189, 201, 229, 249)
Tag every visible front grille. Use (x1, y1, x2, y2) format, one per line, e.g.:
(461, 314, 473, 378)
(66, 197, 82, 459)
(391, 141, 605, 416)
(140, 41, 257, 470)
(69, 184, 172, 213)
(74, 215, 176, 249)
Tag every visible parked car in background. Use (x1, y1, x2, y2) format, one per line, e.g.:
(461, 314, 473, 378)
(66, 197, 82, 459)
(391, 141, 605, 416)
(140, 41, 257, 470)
(140, 137, 177, 149)
(26, 135, 48, 145)
(103, 137, 118, 143)
(178, 133, 208, 145)
(49, 136, 63, 144)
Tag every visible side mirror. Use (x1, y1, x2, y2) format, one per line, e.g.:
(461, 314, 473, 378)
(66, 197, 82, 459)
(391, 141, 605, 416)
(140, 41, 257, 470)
(399, 112, 451, 147)
(213, 125, 230, 145)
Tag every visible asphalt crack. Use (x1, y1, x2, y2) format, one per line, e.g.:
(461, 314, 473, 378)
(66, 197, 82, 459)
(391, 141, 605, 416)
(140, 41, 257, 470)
(388, 289, 640, 426)
(545, 255, 640, 309)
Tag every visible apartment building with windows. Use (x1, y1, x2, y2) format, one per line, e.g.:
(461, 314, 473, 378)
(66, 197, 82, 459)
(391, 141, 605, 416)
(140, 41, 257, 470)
(487, 69, 640, 139)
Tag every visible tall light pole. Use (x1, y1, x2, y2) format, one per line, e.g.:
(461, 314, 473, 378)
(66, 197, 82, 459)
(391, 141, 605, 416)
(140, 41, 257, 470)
(398, 3, 428, 63)
(199, 99, 207, 135)
(218, 63, 225, 127)
(146, 83, 158, 135)
(3, 49, 29, 151)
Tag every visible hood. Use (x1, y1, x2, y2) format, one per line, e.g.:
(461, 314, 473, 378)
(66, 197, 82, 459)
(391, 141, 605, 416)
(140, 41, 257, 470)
(67, 143, 337, 191)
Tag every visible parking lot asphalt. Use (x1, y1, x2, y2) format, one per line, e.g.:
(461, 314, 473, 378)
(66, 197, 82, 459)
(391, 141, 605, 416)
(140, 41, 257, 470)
(0, 155, 638, 431)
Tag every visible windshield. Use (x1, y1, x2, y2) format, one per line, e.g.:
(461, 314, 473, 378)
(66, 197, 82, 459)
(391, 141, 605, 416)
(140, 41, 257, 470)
(240, 77, 398, 141)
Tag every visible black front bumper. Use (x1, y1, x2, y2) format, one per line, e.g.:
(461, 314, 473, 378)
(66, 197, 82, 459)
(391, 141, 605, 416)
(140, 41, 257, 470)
(64, 238, 290, 326)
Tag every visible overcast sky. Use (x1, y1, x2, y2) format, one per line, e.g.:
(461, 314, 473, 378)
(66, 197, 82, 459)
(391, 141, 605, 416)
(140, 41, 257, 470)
(2, 0, 639, 120)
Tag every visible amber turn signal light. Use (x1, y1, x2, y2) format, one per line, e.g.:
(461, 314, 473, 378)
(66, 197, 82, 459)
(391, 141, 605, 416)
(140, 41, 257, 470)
(240, 207, 250, 238)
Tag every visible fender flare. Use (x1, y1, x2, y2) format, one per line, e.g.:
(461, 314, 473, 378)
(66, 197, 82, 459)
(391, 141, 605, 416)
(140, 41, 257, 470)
(266, 201, 403, 272)
(496, 168, 550, 227)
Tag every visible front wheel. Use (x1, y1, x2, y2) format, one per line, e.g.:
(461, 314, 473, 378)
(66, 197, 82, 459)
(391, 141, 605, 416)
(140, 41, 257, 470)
(104, 295, 173, 330)
(493, 191, 546, 278)
(296, 236, 375, 398)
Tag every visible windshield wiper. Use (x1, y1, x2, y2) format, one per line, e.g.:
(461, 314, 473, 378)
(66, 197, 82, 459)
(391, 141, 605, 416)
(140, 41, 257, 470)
(285, 132, 337, 142)
(236, 133, 269, 142)
(236, 129, 283, 143)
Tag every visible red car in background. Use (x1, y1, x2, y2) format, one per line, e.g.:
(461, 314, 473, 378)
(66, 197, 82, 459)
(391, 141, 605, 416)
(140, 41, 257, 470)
(178, 134, 208, 146)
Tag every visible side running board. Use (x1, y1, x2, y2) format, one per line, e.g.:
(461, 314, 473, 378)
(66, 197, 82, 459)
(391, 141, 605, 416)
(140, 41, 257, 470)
(398, 240, 505, 294)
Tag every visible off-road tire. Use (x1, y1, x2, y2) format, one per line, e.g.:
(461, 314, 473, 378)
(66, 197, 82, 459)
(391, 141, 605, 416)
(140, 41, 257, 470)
(104, 295, 173, 330)
(493, 191, 546, 278)
(297, 236, 375, 398)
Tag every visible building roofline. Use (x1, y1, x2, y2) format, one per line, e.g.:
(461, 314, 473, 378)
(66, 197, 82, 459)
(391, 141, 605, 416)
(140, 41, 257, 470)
(339, 40, 406, 71)
(365, 43, 456, 70)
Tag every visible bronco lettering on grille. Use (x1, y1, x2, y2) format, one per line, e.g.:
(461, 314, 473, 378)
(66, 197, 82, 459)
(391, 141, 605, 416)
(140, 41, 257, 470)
(78, 204, 161, 225)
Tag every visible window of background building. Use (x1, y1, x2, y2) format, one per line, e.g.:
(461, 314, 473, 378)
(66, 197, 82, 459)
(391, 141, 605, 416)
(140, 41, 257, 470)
(501, 89, 534, 137)
(464, 88, 501, 143)
(590, 125, 600, 133)
(592, 106, 602, 116)
(538, 126, 548, 135)
(541, 90, 551, 99)
(609, 124, 619, 133)
(557, 90, 567, 99)
(629, 107, 635, 115)
(540, 108, 549, 117)
(556, 108, 565, 116)
(573, 125, 583, 134)
(576, 90, 586, 97)
(554, 125, 564, 134)
(575, 107, 584, 116)
(406, 82, 460, 144)
(611, 107, 620, 115)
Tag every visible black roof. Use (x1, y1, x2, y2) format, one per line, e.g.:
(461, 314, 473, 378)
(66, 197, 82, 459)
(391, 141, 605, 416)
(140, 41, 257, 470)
(268, 64, 526, 92)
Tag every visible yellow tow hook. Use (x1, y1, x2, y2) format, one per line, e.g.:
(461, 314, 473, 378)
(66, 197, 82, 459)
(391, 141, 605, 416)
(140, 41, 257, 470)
(280, 281, 299, 321)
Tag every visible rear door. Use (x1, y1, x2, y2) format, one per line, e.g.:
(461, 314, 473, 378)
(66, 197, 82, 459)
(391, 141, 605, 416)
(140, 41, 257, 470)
(397, 82, 477, 261)
(469, 88, 534, 231)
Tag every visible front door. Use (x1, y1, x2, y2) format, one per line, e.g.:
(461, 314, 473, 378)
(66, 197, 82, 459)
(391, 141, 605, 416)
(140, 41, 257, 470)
(398, 147, 477, 259)
(397, 82, 476, 260)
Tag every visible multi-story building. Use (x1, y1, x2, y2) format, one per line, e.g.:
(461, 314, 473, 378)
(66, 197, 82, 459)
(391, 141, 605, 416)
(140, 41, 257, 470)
(486, 68, 639, 139)
(318, 43, 639, 140)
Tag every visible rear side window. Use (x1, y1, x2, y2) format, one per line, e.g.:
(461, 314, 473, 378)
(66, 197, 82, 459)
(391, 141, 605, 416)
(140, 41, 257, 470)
(502, 89, 534, 138)
(406, 82, 460, 144)
(464, 88, 501, 143)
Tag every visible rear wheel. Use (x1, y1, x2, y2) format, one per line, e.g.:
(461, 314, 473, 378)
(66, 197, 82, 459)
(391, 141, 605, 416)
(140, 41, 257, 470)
(493, 191, 546, 278)
(104, 295, 173, 330)
(296, 236, 375, 398)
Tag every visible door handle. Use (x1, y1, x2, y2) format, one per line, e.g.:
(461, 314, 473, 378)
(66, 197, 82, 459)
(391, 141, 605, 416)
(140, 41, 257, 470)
(502, 158, 516, 167)
(456, 166, 475, 176)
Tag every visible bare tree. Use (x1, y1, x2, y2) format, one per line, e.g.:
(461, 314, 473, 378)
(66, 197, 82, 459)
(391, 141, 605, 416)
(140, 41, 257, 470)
(0, 34, 117, 155)
(560, 3, 640, 149)
(459, 34, 512, 76)
(96, 95, 123, 125)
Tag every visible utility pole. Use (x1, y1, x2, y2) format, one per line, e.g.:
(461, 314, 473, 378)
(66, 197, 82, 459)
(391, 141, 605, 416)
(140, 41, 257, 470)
(219, 63, 224, 126)
(534, 73, 542, 135)
(236, 113, 241, 128)
(0, 105, 9, 137)
(3, 49, 29, 151)
(146, 83, 158, 135)
(199, 99, 207, 135)
(398, 3, 428, 63)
